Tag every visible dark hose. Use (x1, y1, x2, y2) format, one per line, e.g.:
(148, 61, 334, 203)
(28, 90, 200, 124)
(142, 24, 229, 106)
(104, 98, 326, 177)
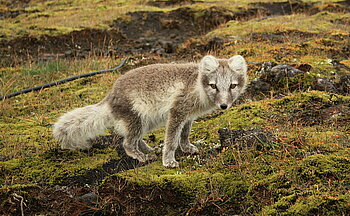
(1, 58, 128, 100)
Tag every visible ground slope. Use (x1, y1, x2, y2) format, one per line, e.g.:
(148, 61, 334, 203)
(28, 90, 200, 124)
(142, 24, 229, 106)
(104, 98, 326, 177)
(0, 0, 349, 215)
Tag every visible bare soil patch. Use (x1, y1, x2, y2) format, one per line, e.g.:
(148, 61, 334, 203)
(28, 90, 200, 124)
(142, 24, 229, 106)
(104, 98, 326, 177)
(146, 0, 203, 8)
(251, 1, 314, 15)
(0, 6, 261, 65)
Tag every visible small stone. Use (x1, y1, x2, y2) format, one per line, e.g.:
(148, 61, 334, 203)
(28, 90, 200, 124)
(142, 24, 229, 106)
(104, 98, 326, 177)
(338, 74, 350, 95)
(312, 77, 336, 92)
(158, 40, 176, 53)
(76, 192, 99, 202)
(259, 61, 277, 75)
(297, 64, 312, 72)
(249, 77, 271, 92)
(269, 64, 305, 82)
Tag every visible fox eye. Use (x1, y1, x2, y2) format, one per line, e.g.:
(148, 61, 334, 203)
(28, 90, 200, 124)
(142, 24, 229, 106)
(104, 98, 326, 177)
(209, 84, 217, 90)
(230, 84, 237, 89)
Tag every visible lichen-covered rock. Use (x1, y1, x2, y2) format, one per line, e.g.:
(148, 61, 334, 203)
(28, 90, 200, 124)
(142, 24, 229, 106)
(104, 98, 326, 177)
(267, 64, 305, 82)
(248, 61, 350, 99)
(247, 62, 308, 97)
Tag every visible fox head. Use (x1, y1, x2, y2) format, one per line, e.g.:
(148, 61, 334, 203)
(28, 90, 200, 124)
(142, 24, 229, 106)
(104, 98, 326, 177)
(199, 55, 247, 110)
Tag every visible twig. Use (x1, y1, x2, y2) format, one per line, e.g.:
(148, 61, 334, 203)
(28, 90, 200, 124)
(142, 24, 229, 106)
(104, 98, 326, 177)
(12, 193, 27, 216)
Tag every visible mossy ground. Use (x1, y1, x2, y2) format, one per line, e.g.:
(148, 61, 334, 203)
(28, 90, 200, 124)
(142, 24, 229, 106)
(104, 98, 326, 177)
(1, 0, 350, 215)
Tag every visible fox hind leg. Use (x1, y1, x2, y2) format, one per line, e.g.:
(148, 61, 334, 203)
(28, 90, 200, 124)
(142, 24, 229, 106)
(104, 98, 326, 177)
(123, 137, 146, 162)
(120, 117, 154, 163)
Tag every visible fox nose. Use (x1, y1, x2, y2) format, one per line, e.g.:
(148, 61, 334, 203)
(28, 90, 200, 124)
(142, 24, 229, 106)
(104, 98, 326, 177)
(220, 104, 228, 110)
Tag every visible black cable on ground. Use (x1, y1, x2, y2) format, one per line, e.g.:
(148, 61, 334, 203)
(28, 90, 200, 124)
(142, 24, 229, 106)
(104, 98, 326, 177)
(1, 58, 128, 100)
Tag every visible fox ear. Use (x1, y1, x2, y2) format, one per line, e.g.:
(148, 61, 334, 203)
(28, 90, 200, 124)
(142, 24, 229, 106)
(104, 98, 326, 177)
(199, 55, 219, 73)
(228, 55, 247, 74)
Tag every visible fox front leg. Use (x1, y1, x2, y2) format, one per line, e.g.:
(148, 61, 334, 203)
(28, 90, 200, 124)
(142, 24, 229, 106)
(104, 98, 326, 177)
(163, 111, 188, 168)
(179, 120, 199, 154)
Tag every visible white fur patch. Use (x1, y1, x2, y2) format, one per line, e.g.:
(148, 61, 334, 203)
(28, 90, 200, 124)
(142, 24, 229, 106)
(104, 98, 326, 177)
(195, 78, 210, 106)
(112, 119, 128, 137)
(53, 103, 115, 150)
(131, 82, 185, 132)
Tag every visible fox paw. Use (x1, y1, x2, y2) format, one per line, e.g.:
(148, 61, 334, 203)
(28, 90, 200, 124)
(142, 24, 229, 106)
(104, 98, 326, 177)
(136, 153, 159, 163)
(163, 159, 179, 168)
(124, 148, 146, 162)
(152, 146, 161, 152)
(145, 153, 158, 161)
(181, 143, 199, 154)
(138, 141, 156, 153)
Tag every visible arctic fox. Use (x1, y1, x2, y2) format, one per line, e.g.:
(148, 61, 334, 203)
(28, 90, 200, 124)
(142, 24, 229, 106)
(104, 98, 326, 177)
(53, 55, 247, 167)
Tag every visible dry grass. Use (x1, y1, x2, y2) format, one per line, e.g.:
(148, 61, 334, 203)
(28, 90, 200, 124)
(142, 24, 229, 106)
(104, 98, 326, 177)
(0, 56, 124, 159)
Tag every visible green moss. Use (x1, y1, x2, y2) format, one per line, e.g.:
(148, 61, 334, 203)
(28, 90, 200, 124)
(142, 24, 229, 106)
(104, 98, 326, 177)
(295, 154, 350, 184)
(263, 194, 350, 216)
(207, 8, 350, 64)
(117, 160, 251, 210)
(1, 147, 119, 185)
(0, 58, 123, 159)
(3, 0, 346, 41)
(256, 154, 350, 215)
(261, 194, 298, 215)
(0, 183, 40, 194)
(120, 161, 207, 195)
(191, 102, 269, 144)
(209, 12, 350, 38)
(270, 91, 350, 126)
(288, 195, 350, 216)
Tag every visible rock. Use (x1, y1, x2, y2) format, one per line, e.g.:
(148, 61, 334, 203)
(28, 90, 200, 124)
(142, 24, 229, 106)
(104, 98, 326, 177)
(76, 192, 99, 202)
(297, 63, 313, 72)
(267, 64, 305, 82)
(64, 50, 73, 57)
(249, 77, 272, 92)
(258, 62, 305, 83)
(218, 128, 276, 151)
(330, 59, 350, 72)
(337, 74, 350, 95)
(135, 42, 153, 50)
(312, 77, 336, 92)
(151, 47, 166, 55)
(205, 36, 226, 50)
(259, 61, 277, 75)
(247, 62, 306, 97)
(158, 40, 176, 53)
(54, 185, 74, 198)
(253, 61, 349, 96)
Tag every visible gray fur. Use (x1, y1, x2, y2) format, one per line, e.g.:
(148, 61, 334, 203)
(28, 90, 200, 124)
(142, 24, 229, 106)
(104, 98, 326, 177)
(53, 55, 248, 167)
